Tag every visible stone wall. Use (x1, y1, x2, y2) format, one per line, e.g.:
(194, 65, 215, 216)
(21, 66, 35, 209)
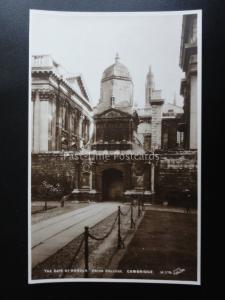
(155, 151, 197, 207)
(31, 151, 198, 207)
(32, 153, 78, 199)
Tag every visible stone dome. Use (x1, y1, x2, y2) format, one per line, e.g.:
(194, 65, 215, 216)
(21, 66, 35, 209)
(101, 53, 132, 81)
(96, 54, 134, 114)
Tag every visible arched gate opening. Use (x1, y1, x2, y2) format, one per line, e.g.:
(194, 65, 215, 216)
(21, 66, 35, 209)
(102, 168, 124, 201)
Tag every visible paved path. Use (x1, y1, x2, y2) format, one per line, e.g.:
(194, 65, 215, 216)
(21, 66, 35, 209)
(32, 202, 119, 268)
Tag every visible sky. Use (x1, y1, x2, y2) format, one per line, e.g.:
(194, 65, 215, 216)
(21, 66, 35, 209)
(30, 11, 185, 107)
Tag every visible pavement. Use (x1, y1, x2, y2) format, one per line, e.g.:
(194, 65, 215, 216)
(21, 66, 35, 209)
(31, 202, 119, 268)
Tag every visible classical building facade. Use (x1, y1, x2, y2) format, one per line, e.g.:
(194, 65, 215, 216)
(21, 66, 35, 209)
(179, 14, 198, 150)
(31, 55, 93, 153)
(32, 54, 197, 204)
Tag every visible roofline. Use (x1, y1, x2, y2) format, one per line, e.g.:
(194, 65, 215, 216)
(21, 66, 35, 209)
(32, 70, 93, 111)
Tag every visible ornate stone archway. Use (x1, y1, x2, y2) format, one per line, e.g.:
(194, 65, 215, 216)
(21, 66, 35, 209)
(94, 161, 131, 201)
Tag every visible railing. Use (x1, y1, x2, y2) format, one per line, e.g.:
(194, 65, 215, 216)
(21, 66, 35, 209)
(60, 199, 145, 278)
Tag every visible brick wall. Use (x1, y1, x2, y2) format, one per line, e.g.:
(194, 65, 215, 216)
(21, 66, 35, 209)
(155, 151, 198, 207)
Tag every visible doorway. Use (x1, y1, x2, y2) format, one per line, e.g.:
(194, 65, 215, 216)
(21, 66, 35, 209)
(102, 169, 124, 201)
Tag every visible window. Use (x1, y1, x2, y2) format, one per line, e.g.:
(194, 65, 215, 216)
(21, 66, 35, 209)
(111, 96, 115, 106)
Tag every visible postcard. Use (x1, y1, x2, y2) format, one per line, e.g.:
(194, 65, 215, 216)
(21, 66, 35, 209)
(29, 9, 201, 285)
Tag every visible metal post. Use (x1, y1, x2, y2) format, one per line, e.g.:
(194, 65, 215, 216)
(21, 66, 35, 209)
(130, 203, 135, 229)
(142, 194, 145, 211)
(138, 197, 141, 217)
(130, 203, 133, 228)
(84, 226, 89, 278)
(151, 162, 155, 204)
(117, 206, 122, 249)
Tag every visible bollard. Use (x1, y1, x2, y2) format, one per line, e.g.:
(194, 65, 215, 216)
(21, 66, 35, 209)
(84, 226, 89, 278)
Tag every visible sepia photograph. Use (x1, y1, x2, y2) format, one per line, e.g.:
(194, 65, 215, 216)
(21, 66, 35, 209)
(29, 10, 201, 285)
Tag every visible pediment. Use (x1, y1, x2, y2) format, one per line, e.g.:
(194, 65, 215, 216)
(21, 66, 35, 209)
(95, 108, 132, 119)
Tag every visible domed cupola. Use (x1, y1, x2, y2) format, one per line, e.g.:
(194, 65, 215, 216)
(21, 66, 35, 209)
(97, 54, 134, 114)
(102, 53, 132, 80)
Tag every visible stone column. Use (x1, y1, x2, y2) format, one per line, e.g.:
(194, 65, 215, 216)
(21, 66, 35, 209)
(86, 119, 90, 142)
(93, 120, 97, 143)
(39, 92, 50, 152)
(47, 98, 52, 151)
(79, 114, 85, 148)
(150, 99, 164, 150)
(151, 162, 155, 193)
(75, 110, 79, 136)
(90, 169, 93, 189)
(88, 118, 93, 144)
(55, 99, 62, 151)
(190, 74, 197, 149)
(83, 118, 87, 144)
(50, 97, 57, 151)
(32, 90, 40, 153)
(67, 105, 72, 150)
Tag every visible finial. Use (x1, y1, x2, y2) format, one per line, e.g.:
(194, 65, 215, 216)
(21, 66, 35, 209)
(115, 52, 120, 63)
